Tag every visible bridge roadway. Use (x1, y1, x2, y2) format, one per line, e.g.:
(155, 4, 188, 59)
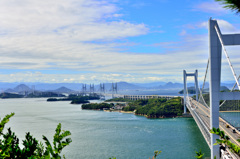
(188, 98, 240, 158)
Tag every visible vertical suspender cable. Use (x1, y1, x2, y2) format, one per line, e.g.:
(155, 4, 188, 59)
(201, 59, 209, 94)
(198, 58, 210, 108)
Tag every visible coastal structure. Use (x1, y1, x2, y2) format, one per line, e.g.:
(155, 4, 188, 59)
(123, 95, 178, 100)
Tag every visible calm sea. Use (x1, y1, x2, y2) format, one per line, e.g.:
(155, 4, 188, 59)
(0, 98, 211, 159)
(220, 112, 240, 128)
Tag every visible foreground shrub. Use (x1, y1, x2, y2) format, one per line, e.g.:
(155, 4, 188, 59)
(0, 113, 72, 159)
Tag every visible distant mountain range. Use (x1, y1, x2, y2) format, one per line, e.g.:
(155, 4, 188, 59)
(0, 81, 236, 94)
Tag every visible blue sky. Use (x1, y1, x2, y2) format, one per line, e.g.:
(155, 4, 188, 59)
(0, 0, 240, 83)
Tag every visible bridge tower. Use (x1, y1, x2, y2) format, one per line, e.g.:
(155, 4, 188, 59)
(100, 83, 105, 93)
(209, 18, 240, 158)
(82, 84, 87, 95)
(112, 82, 117, 98)
(183, 70, 199, 114)
(90, 84, 94, 95)
(31, 85, 35, 95)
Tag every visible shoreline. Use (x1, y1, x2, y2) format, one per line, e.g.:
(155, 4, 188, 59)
(104, 110, 190, 119)
(104, 110, 134, 114)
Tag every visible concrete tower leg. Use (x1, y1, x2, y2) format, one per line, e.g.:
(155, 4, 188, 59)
(209, 18, 221, 159)
(183, 70, 187, 114)
(195, 70, 199, 102)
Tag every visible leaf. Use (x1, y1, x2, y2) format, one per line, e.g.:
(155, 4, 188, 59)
(42, 135, 54, 157)
(0, 113, 15, 134)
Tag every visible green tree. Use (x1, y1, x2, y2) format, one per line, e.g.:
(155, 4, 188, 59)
(215, 0, 240, 14)
(210, 127, 240, 156)
(195, 149, 204, 159)
(42, 123, 72, 158)
(0, 113, 72, 158)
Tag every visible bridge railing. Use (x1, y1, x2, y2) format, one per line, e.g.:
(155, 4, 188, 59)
(186, 98, 211, 147)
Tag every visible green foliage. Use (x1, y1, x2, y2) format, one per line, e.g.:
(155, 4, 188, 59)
(210, 127, 240, 156)
(47, 98, 59, 101)
(134, 97, 183, 118)
(122, 106, 135, 111)
(105, 98, 132, 102)
(27, 92, 65, 98)
(71, 99, 89, 104)
(82, 103, 114, 110)
(0, 113, 71, 158)
(215, 0, 240, 14)
(153, 150, 162, 159)
(42, 123, 72, 158)
(0, 113, 14, 134)
(195, 149, 204, 159)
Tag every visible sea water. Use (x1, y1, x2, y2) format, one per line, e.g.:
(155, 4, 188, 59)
(0, 98, 210, 159)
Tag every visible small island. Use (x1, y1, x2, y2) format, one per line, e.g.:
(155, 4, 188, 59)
(82, 103, 114, 110)
(0, 92, 24, 99)
(134, 97, 183, 118)
(47, 94, 100, 104)
(0, 92, 66, 99)
(71, 98, 90, 104)
(81, 97, 184, 118)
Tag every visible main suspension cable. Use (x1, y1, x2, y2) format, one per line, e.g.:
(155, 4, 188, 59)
(214, 25, 240, 90)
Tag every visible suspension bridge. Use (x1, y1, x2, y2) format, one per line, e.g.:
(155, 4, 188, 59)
(184, 18, 240, 159)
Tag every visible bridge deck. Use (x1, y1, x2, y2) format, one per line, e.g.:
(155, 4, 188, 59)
(187, 98, 240, 158)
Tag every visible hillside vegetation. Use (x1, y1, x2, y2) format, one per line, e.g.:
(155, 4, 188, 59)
(134, 97, 183, 118)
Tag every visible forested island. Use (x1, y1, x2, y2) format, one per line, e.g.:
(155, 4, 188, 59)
(0, 92, 65, 99)
(81, 97, 183, 118)
(133, 97, 183, 118)
(47, 95, 100, 104)
(0, 92, 24, 98)
(82, 103, 114, 110)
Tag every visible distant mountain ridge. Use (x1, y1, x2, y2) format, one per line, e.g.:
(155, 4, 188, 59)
(0, 81, 235, 94)
(5, 84, 32, 93)
(49, 86, 74, 93)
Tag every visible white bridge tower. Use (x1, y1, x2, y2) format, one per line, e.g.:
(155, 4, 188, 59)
(183, 70, 199, 114)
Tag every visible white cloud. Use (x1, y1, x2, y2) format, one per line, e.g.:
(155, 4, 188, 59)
(198, 19, 239, 34)
(193, 1, 227, 14)
(0, 0, 148, 76)
(179, 30, 187, 36)
(0, 0, 240, 83)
